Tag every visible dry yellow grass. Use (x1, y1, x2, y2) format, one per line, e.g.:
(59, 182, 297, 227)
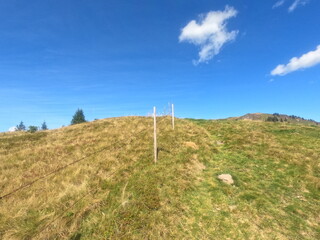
(0, 117, 319, 239)
(0, 116, 214, 239)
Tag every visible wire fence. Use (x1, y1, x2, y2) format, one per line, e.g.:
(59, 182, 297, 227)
(32, 116, 171, 238)
(1, 109, 174, 239)
(0, 114, 171, 200)
(1, 125, 136, 199)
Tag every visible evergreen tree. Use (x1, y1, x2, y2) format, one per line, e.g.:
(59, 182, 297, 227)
(16, 121, 26, 131)
(71, 109, 86, 125)
(41, 121, 48, 130)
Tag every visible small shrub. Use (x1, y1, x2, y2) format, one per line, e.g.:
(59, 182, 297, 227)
(28, 126, 38, 133)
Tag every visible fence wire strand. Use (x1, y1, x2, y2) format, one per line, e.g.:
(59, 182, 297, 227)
(1, 115, 172, 240)
(0, 118, 167, 200)
(32, 116, 170, 238)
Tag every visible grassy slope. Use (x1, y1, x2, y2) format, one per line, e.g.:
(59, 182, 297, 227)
(0, 117, 319, 239)
(189, 119, 320, 239)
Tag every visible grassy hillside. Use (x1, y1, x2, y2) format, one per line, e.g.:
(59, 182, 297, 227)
(189, 119, 320, 239)
(0, 117, 319, 239)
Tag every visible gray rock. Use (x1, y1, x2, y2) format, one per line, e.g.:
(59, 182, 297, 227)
(218, 174, 234, 185)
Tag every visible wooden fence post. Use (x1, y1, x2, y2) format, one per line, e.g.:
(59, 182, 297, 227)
(153, 106, 157, 163)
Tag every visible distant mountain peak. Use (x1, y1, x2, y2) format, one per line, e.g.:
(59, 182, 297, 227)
(234, 113, 319, 125)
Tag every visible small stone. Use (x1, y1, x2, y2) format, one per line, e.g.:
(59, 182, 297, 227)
(218, 174, 234, 185)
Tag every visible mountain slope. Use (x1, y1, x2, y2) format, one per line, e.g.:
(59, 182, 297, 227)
(232, 113, 319, 125)
(0, 117, 319, 239)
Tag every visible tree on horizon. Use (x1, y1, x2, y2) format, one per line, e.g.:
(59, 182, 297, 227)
(28, 126, 38, 133)
(41, 121, 48, 130)
(16, 121, 26, 131)
(71, 109, 86, 125)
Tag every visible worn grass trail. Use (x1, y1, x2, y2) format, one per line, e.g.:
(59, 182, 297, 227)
(0, 117, 319, 239)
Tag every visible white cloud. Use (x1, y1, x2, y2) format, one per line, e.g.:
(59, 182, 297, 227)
(8, 126, 17, 132)
(179, 6, 238, 64)
(288, 0, 308, 12)
(272, 0, 309, 12)
(273, 0, 286, 9)
(271, 45, 320, 76)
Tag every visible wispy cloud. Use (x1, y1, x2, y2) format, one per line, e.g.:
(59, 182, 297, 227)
(271, 45, 320, 76)
(272, 0, 309, 12)
(288, 0, 308, 12)
(179, 6, 238, 64)
(273, 0, 286, 9)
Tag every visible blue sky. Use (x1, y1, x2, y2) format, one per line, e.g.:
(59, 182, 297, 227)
(1, 0, 320, 131)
